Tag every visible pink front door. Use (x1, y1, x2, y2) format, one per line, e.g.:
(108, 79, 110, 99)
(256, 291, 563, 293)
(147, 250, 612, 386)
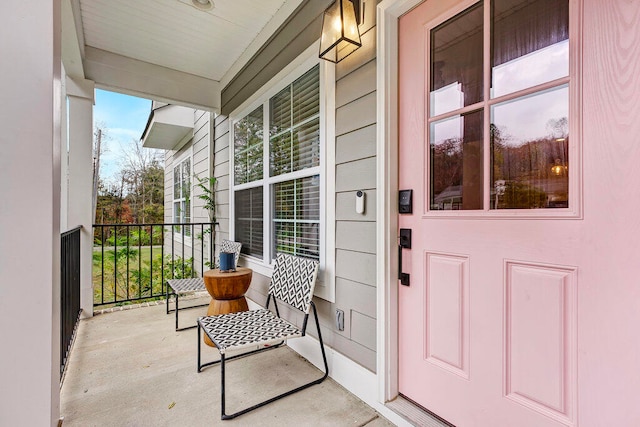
(398, 1, 579, 425)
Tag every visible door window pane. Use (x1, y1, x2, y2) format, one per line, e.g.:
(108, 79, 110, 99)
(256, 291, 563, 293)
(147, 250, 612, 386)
(235, 187, 263, 258)
(430, 2, 484, 117)
(491, 0, 569, 97)
(430, 110, 484, 210)
(491, 85, 569, 209)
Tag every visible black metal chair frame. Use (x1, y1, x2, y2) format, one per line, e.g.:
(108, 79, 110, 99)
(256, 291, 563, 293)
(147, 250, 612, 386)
(197, 291, 328, 420)
(165, 278, 208, 331)
(166, 240, 242, 331)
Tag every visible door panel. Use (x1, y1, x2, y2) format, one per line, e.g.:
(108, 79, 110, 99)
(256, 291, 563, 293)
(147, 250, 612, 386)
(398, 1, 577, 425)
(426, 252, 469, 379)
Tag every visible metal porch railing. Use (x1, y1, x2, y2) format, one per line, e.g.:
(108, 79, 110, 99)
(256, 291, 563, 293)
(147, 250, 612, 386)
(92, 222, 216, 307)
(61, 226, 82, 379)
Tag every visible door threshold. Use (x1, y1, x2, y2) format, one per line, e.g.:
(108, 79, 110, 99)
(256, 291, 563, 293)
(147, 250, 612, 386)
(386, 395, 455, 427)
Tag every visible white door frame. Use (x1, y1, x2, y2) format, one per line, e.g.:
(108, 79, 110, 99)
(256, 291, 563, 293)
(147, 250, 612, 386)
(376, 0, 425, 403)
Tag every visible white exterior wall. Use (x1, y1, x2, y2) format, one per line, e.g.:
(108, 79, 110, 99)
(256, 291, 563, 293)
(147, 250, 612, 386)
(212, 6, 380, 373)
(0, 1, 63, 425)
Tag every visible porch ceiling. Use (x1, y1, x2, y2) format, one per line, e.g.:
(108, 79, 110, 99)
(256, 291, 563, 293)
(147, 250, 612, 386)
(63, 0, 304, 110)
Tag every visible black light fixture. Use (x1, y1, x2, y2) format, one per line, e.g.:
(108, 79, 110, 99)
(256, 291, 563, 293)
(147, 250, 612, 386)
(319, 0, 362, 63)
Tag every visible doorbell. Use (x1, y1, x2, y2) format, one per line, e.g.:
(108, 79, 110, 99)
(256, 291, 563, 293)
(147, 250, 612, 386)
(356, 190, 365, 214)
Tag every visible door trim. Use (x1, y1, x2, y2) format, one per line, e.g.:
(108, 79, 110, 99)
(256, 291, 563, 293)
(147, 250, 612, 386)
(376, 0, 425, 404)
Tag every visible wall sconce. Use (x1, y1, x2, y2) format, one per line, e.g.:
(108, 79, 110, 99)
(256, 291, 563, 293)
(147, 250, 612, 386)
(319, 0, 362, 63)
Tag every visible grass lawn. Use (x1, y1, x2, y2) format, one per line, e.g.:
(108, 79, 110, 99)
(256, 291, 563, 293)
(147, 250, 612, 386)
(93, 246, 194, 306)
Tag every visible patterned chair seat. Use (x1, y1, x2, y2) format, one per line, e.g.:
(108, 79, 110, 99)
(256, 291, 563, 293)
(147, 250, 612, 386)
(167, 277, 205, 294)
(199, 309, 301, 354)
(166, 239, 242, 331)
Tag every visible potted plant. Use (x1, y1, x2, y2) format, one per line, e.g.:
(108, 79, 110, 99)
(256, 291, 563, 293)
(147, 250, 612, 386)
(195, 174, 217, 268)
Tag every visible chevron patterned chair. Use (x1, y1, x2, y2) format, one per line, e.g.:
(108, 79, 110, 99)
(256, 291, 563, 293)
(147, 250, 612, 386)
(197, 253, 328, 420)
(166, 239, 242, 331)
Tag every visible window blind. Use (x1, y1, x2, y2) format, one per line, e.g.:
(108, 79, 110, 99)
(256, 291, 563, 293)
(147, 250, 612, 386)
(273, 176, 320, 260)
(270, 65, 320, 177)
(234, 187, 264, 258)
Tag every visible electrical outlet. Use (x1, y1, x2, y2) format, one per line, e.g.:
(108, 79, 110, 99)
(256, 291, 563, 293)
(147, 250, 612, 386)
(335, 309, 345, 331)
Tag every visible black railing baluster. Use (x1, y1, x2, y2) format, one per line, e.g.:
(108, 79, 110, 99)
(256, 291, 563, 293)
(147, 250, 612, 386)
(113, 224, 118, 303)
(161, 225, 165, 295)
(61, 226, 82, 381)
(148, 225, 153, 298)
(126, 226, 130, 301)
(92, 222, 217, 307)
(191, 224, 195, 278)
(181, 224, 185, 278)
(171, 229, 175, 280)
(101, 226, 105, 305)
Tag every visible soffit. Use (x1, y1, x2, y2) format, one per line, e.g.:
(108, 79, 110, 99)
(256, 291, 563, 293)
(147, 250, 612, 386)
(78, 0, 293, 82)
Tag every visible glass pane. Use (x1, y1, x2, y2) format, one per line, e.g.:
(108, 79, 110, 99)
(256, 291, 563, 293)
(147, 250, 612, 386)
(297, 223, 320, 260)
(293, 118, 320, 171)
(183, 200, 191, 236)
(246, 144, 264, 182)
(234, 187, 263, 258)
(273, 176, 320, 260)
(274, 222, 295, 256)
(173, 166, 180, 199)
(430, 110, 484, 210)
(492, 0, 569, 97)
(270, 132, 292, 176)
(274, 179, 295, 220)
(292, 65, 320, 126)
(491, 85, 569, 209)
(234, 107, 263, 185)
(270, 86, 291, 137)
(173, 202, 180, 223)
(296, 176, 320, 220)
(182, 159, 190, 200)
(430, 2, 483, 117)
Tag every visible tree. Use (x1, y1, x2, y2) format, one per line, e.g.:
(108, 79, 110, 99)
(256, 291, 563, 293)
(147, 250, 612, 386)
(119, 138, 164, 224)
(94, 138, 164, 225)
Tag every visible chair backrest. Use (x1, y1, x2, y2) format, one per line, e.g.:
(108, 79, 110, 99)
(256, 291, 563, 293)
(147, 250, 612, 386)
(219, 239, 242, 266)
(269, 253, 319, 314)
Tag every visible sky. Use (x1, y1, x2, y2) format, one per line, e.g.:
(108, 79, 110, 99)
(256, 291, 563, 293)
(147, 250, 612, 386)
(93, 89, 153, 184)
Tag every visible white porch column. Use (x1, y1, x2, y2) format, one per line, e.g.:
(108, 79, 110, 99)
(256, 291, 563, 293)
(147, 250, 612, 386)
(0, 1, 62, 426)
(67, 77, 95, 318)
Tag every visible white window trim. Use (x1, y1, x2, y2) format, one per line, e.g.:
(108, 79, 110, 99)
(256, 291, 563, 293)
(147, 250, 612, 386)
(172, 145, 194, 246)
(229, 43, 336, 302)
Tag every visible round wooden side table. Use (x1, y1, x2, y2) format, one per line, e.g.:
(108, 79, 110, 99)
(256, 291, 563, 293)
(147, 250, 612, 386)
(202, 267, 252, 347)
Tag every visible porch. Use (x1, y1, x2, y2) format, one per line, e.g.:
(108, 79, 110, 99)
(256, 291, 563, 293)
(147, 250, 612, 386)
(60, 297, 393, 426)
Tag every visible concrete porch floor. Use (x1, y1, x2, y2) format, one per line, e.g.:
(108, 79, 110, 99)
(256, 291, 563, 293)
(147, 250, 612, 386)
(60, 298, 396, 426)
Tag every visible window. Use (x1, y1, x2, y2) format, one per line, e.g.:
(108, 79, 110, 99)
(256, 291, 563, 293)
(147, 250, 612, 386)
(234, 187, 263, 258)
(429, 0, 572, 212)
(232, 63, 324, 263)
(173, 157, 191, 235)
